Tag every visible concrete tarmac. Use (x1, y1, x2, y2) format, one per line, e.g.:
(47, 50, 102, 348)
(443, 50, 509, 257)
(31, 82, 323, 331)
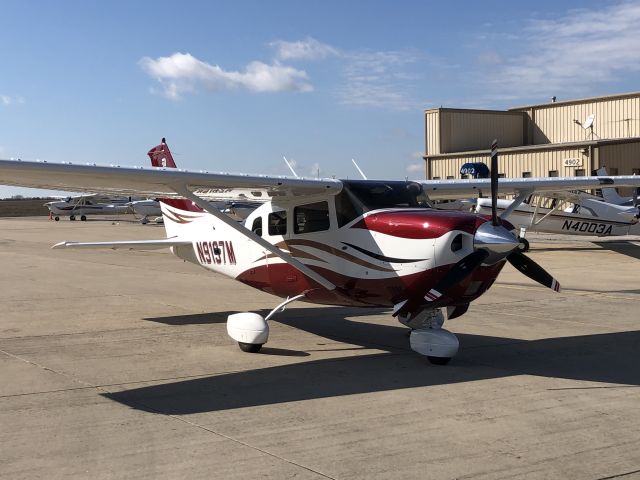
(1, 217, 640, 480)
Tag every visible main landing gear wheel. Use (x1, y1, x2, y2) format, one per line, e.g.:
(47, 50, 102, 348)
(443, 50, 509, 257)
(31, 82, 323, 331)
(427, 356, 451, 365)
(238, 342, 263, 353)
(80, 215, 87, 221)
(54, 216, 60, 221)
(69, 215, 76, 221)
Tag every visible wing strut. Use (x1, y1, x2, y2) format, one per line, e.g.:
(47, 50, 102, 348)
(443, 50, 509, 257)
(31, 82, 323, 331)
(173, 185, 337, 291)
(500, 189, 533, 220)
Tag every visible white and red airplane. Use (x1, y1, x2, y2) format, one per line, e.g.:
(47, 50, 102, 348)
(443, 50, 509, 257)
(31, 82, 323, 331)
(2, 139, 640, 364)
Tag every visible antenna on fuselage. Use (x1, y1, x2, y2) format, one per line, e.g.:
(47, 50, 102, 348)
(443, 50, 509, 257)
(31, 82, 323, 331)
(351, 158, 368, 180)
(283, 156, 299, 178)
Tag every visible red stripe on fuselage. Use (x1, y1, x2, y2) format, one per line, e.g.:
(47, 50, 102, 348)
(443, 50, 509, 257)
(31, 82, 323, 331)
(235, 261, 505, 309)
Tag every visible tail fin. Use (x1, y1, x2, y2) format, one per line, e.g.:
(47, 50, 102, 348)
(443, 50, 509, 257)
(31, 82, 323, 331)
(147, 139, 203, 230)
(596, 167, 628, 205)
(148, 138, 177, 168)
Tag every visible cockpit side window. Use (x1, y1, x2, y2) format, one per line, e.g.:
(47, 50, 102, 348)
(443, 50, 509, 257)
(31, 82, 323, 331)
(294, 201, 330, 234)
(268, 211, 287, 236)
(251, 216, 262, 237)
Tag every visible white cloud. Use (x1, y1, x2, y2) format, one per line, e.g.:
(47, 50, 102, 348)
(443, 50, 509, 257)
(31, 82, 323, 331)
(139, 52, 313, 99)
(338, 50, 421, 110)
(270, 37, 339, 61)
(1, 95, 25, 106)
(406, 163, 424, 173)
(140, 39, 426, 110)
(309, 162, 321, 177)
(486, 2, 640, 99)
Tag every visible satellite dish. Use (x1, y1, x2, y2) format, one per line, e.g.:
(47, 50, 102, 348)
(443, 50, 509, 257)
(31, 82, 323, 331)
(582, 113, 595, 130)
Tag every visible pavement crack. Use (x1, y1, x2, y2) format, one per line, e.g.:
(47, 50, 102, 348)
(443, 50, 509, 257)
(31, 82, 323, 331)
(1, 346, 336, 478)
(595, 468, 640, 480)
(0, 347, 95, 389)
(103, 393, 337, 480)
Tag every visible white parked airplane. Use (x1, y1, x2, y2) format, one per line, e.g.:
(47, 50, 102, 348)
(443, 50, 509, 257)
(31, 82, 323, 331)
(2, 139, 640, 364)
(128, 199, 162, 224)
(475, 190, 640, 245)
(45, 195, 132, 221)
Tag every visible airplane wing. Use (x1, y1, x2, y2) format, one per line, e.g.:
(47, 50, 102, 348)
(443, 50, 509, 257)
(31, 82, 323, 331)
(419, 176, 640, 199)
(0, 160, 342, 199)
(2, 158, 640, 201)
(52, 238, 192, 250)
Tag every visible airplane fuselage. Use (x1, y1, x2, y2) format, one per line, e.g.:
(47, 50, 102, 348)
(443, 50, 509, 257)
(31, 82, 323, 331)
(163, 200, 506, 311)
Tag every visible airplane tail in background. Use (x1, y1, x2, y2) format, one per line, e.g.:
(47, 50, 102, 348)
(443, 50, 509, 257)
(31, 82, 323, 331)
(147, 138, 177, 168)
(596, 167, 629, 205)
(147, 138, 205, 238)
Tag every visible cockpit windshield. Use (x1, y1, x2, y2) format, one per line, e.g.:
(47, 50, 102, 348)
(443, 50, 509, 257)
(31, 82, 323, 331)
(343, 180, 432, 211)
(334, 180, 432, 227)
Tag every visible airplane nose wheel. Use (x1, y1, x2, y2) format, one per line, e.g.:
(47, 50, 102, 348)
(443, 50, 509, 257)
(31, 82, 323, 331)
(518, 237, 530, 252)
(398, 309, 459, 365)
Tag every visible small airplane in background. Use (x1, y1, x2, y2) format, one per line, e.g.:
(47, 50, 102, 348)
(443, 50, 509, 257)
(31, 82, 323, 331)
(2, 139, 640, 365)
(128, 199, 162, 224)
(475, 175, 640, 246)
(596, 167, 640, 208)
(45, 194, 132, 221)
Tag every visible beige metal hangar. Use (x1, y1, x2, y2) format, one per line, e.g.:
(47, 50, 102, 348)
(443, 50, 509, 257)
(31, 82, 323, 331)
(423, 92, 640, 193)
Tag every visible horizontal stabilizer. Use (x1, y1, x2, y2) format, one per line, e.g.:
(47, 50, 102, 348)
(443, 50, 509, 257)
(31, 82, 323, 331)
(52, 237, 191, 250)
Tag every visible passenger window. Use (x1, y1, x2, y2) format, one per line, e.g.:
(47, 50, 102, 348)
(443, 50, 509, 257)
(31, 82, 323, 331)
(268, 211, 287, 236)
(294, 201, 330, 234)
(251, 217, 262, 237)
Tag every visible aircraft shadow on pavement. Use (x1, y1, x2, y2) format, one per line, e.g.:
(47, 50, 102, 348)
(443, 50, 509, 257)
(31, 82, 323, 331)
(496, 281, 640, 295)
(143, 312, 233, 325)
(104, 306, 640, 414)
(594, 241, 640, 260)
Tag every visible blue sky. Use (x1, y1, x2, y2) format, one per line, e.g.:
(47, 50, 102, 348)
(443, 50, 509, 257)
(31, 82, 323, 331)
(1, 0, 639, 197)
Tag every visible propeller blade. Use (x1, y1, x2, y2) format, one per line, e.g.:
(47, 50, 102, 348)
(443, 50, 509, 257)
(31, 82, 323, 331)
(507, 251, 561, 292)
(424, 250, 489, 303)
(490, 139, 498, 226)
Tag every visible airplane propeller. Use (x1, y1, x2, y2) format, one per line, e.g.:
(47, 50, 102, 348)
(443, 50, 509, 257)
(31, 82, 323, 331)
(406, 140, 561, 313)
(506, 250, 561, 291)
